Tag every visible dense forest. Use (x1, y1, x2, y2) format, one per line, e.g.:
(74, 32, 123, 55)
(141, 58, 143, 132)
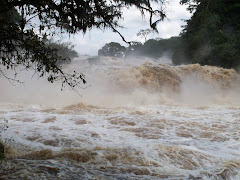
(173, 0, 240, 69)
(98, 37, 181, 59)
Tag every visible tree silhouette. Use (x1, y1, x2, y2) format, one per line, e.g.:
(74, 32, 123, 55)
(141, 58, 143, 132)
(137, 29, 153, 42)
(98, 42, 126, 58)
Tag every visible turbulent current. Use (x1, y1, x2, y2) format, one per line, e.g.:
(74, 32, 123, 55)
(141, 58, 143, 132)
(0, 56, 240, 179)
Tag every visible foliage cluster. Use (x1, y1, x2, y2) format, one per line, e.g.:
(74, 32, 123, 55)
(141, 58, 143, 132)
(98, 37, 181, 59)
(98, 42, 126, 58)
(0, 1, 82, 87)
(173, 0, 240, 69)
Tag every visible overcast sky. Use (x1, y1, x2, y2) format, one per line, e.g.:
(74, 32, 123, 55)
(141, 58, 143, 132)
(62, 0, 192, 56)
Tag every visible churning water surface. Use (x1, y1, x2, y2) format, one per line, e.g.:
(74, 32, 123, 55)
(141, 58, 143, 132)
(0, 56, 240, 179)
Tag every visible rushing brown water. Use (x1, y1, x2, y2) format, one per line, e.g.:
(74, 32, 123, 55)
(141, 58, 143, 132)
(0, 57, 240, 179)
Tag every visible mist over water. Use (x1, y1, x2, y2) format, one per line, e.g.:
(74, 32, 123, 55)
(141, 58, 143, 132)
(1, 56, 240, 179)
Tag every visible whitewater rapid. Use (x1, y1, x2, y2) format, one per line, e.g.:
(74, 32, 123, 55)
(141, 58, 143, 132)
(0, 56, 240, 179)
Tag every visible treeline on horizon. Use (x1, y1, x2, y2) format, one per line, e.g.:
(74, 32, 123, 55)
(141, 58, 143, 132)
(98, 37, 181, 60)
(98, 0, 240, 70)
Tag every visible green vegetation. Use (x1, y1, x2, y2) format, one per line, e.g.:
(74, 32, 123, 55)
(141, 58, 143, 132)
(98, 37, 181, 59)
(98, 42, 126, 58)
(0, 0, 167, 87)
(173, 0, 240, 69)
